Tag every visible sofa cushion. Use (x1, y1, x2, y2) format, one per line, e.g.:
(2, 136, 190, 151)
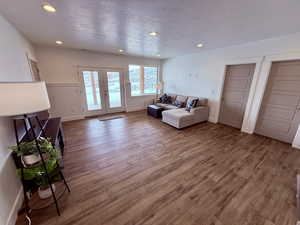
(162, 108, 193, 122)
(164, 104, 179, 110)
(175, 95, 188, 104)
(168, 94, 177, 103)
(156, 103, 168, 108)
(197, 97, 208, 106)
(156, 103, 178, 110)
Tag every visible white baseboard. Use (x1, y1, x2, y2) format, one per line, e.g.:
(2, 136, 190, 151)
(61, 115, 85, 122)
(293, 143, 300, 150)
(126, 106, 147, 112)
(241, 127, 253, 134)
(6, 187, 23, 225)
(208, 115, 217, 123)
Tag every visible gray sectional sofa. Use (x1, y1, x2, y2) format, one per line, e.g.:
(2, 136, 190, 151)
(155, 94, 209, 129)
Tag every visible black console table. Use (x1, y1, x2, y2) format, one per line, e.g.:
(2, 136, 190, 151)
(42, 117, 65, 155)
(19, 114, 65, 155)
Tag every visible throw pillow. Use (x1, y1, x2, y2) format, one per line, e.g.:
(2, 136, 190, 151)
(159, 94, 170, 104)
(185, 99, 199, 112)
(174, 100, 185, 108)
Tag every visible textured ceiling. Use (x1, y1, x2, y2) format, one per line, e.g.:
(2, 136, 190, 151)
(1, 0, 300, 58)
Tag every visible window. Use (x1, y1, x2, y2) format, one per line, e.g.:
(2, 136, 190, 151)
(129, 65, 158, 96)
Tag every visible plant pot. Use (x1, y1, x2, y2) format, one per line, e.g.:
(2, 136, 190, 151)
(21, 154, 41, 167)
(38, 184, 56, 199)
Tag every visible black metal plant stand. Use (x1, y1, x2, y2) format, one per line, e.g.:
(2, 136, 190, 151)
(12, 114, 70, 224)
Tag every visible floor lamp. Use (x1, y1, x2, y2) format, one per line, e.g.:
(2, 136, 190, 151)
(0, 82, 70, 224)
(155, 82, 163, 101)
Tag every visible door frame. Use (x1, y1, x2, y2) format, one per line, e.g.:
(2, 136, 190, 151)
(78, 66, 126, 117)
(216, 56, 264, 133)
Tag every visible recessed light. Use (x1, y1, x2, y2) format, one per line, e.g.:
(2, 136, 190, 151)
(56, 40, 63, 45)
(196, 43, 204, 48)
(42, 3, 56, 13)
(149, 32, 158, 36)
(119, 49, 124, 53)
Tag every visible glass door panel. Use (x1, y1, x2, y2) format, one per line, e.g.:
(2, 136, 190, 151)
(107, 72, 121, 108)
(81, 68, 124, 116)
(82, 71, 102, 111)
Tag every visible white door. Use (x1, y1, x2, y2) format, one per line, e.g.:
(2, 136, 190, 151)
(255, 60, 300, 143)
(104, 70, 125, 113)
(80, 68, 125, 116)
(219, 64, 255, 129)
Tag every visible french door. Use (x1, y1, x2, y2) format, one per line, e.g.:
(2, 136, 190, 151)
(80, 68, 125, 116)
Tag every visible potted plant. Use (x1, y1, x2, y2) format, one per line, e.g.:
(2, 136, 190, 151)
(9, 138, 54, 167)
(35, 159, 58, 199)
(10, 138, 61, 199)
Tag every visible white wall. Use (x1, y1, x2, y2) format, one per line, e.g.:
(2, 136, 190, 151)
(35, 46, 161, 120)
(0, 14, 36, 225)
(163, 32, 300, 146)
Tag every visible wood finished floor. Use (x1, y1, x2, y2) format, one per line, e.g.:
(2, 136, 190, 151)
(17, 111, 300, 225)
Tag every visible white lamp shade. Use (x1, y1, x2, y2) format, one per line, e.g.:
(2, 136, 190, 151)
(0, 82, 50, 116)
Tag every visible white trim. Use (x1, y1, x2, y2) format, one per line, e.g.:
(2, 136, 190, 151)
(242, 60, 271, 133)
(6, 187, 23, 225)
(293, 143, 300, 150)
(216, 56, 265, 132)
(265, 52, 300, 62)
(241, 57, 265, 133)
(215, 67, 227, 124)
(130, 94, 156, 98)
(292, 117, 300, 150)
(60, 115, 85, 122)
(26, 53, 35, 81)
(126, 105, 147, 112)
(46, 83, 80, 87)
(127, 63, 161, 68)
(208, 115, 217, 123)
